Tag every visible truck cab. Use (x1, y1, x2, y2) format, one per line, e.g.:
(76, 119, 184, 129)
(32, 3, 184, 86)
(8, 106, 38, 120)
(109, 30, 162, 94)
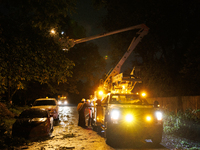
(92, 93, 163, 146)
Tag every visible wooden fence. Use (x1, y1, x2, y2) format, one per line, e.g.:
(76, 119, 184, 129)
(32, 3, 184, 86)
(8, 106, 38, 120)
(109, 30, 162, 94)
(146, 96, 200, 113)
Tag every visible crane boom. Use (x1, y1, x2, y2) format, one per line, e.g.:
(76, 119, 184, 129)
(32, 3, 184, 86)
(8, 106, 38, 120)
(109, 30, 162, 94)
(60, 24, 149, 50)
(103, 24, 149, 91)
(60, 24, 149, 95)
(74, 24, 148, 44)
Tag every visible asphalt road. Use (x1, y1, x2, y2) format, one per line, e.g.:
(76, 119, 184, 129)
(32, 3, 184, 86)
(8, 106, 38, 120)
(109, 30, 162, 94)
(17, 105, 170, 150)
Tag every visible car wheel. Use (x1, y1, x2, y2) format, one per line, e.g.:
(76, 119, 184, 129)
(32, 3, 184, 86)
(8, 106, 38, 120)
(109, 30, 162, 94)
(54, 117, 59, 126)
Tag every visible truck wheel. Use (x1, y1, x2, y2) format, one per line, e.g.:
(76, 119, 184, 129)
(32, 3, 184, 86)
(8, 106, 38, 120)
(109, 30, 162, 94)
(151, 125, 163, 145)
(105, 128, 113, 145)
(106, 124, 119, 147)
(92, 125, 97, 131)
(97, 126, 102, 135)
(151, 133, 162, 145)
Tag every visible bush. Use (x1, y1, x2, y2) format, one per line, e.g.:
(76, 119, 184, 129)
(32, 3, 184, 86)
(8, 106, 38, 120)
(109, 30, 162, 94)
(0, 103, 30, 149)
(163, 108, 200, 138)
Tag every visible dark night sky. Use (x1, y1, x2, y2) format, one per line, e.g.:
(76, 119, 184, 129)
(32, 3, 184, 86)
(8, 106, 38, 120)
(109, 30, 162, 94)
(72, 0, 137, 72)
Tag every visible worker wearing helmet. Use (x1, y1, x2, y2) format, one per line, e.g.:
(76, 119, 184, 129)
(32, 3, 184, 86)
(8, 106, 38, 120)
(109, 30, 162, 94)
(77, 99, 87, 128)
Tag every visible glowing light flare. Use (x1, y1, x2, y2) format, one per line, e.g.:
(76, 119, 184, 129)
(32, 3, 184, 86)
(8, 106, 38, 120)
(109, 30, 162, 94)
(141, 92, 146, 97)
(111, 110, 120, 120)
(98, 90, 103, 96)
(146, 116, 152, 121)
(51, 29, 56, 34)
(156, 111, 162, 120)
(125, 114, 133, 122)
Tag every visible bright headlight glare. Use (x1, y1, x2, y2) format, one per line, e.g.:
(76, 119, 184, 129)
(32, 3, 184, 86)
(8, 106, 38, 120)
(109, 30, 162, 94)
(64, 101, 67, 104)
(58, 101, 61, 104)
(146, 116, 151, 121)
(125, 114, 133, 122)
(156, 111, 162, 120)
(111, 110, 120, 120)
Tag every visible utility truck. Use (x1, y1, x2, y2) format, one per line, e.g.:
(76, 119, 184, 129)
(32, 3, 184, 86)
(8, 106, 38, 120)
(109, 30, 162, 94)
(61, 24, 163, 145)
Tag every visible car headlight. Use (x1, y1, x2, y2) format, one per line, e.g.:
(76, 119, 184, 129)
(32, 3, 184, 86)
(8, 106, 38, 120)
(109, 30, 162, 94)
(111, 110, 120, 120)
(155, 111, 162, 120)
(58, 101, 61, 105)
(31, 118, 47, 122)
(125, 114, 133, 122)
(64, 101, 67, 104)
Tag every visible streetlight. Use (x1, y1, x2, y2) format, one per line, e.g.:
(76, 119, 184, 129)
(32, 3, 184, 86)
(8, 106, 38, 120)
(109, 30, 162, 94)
(50, 29, 56, 34)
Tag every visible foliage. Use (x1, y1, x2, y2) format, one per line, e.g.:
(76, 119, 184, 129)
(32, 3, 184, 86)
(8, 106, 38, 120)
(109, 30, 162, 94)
(0, 0, 77, 101)
(0, 0, 106, 102)
(163, 109, 200, 136)
(8, 105, 30, 116)
(0, 103, 30, 149)
(1, 0, 76, 30)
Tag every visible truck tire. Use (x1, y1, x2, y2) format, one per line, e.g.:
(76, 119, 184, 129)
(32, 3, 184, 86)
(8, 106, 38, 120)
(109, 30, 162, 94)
(105, 128, 113, 145)
(92, 125, 97, 131)
(97, 126, 102, 135)
(106, 123, 119, 147)
(151, 133, 162, 145)
(151, 125, 163, 145)
(152, 125, 163, 145)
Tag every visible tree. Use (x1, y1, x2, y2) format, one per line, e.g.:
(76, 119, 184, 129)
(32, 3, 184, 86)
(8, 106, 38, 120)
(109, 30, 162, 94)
(0, 0, 107, 104)
(0, 0, 77, 102)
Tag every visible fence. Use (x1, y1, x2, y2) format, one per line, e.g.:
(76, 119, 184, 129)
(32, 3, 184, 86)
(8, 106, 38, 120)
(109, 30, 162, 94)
(146, 96, 200, 113)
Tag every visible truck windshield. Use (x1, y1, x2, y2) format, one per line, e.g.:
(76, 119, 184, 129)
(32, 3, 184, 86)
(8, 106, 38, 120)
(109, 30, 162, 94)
(110, 94, 148, 104)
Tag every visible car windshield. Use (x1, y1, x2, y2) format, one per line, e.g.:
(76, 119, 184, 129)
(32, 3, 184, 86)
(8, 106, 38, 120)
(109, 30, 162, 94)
(33, 100, 56, 106)
(19, 109, 48, 118)
(110, 94, 148, 104)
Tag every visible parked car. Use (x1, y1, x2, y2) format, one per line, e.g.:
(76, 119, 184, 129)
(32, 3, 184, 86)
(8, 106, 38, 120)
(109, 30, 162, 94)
(12, 108, 53, 138)
(58, 96, 68, 106)
(32, 98, 59, 123)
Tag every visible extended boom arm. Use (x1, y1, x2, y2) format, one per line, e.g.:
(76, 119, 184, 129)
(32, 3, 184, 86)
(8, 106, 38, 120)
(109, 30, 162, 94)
(60, 24, 149, 50)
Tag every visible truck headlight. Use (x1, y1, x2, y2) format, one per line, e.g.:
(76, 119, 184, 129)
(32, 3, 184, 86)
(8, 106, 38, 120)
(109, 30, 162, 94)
(155, 111, 162, 120)
(111, 110, 120, 120)
(125, 114, 133, 122)
(146, 116, 152, 121)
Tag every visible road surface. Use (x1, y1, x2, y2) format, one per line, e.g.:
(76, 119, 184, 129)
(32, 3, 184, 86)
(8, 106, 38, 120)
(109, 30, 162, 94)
(16, 105, 169, 150)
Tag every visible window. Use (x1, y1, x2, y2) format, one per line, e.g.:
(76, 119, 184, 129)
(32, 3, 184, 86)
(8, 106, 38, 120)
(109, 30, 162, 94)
(33, 100, 56, 106)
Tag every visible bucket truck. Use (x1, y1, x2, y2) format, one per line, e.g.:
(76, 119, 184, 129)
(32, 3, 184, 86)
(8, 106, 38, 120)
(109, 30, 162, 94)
(60, 24, 163, 145)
